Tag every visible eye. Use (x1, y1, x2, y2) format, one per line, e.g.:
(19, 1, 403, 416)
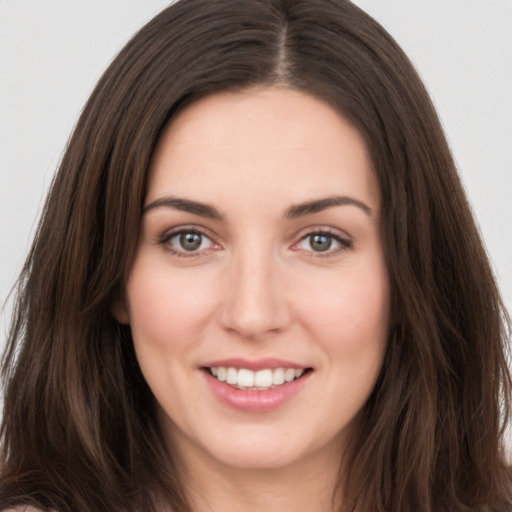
(174, 232, 206, 251)
(160, 228, 218, 257)
(295, 231, 352, 255)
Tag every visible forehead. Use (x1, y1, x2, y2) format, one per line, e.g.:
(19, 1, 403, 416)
(147, 87, 379, 213)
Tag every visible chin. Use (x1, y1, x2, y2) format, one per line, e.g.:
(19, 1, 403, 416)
(211, 441, 306, 470)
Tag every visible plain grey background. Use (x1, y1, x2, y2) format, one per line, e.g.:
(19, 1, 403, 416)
(1, 0, 511, 358)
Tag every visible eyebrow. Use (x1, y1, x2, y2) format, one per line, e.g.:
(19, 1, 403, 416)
(143, 197, 224, 220)
(143, 194, 372, 220)
(284, 195, 372, 219)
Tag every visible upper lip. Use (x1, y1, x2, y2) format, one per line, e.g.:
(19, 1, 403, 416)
(201, 358, 310, 371)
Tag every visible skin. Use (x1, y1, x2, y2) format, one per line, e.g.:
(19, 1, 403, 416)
(116, 87, 391, 511)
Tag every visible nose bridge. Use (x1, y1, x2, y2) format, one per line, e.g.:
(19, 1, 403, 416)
(220, 240, 290, 337)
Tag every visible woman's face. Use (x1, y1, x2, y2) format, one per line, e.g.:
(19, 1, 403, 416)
(118, 87, 390, 472)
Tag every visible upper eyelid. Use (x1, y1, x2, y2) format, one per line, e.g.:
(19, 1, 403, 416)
(159, 225, 216, 242)
(300, 232, 350, 244)
(293, 225, 352, 242)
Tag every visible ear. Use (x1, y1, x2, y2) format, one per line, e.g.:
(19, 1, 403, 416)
(112, 301, 130, 324)
(111, 293, 130, 324)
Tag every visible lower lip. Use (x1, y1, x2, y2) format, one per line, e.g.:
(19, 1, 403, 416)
(203, 370, 311, 412)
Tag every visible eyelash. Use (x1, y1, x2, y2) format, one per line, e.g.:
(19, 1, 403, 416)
(158, 227, 218, 258)
(294, 229, 353, 258)
(157, 227, 352, 259)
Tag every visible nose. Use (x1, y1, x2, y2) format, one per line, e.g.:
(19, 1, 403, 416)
(219, 247, 292, 339)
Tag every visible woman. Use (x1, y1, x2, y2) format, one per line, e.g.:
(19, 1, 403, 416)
(1, 0, 511, 511)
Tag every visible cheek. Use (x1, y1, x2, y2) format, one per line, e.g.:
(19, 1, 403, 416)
(125, 256, 219, 352)
(294, 259, 390, 356)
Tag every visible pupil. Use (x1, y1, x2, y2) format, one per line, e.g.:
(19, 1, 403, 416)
(311, 234, 331, 252)
(180, 232, 202, 251)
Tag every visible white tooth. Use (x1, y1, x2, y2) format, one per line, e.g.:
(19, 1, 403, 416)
(217, 367, 226, 381)
(226, 367, 238, 385)
(238, 369, 255, 387)
(284, 368, 295, 382)
(211, 367, 218, 377)
(272, 368, 285, 385)
(294, 369, 304, 378)
(255, 369, 273, 387)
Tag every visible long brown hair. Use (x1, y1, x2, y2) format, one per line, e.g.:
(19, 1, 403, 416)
(1, 1, 511, 511)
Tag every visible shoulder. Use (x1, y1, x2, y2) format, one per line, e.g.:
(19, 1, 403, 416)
(3, 508, 45, 512)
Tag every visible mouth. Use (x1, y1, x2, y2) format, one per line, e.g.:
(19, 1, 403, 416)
(201, 359, 313, 412)
(202, 366, 313, 391)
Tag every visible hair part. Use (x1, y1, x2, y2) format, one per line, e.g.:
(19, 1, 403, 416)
(1, 1, 511, 511)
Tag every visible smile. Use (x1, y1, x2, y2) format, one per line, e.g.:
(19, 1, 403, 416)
(208, 367, 306, 390)
(201, 358, 313, 411)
